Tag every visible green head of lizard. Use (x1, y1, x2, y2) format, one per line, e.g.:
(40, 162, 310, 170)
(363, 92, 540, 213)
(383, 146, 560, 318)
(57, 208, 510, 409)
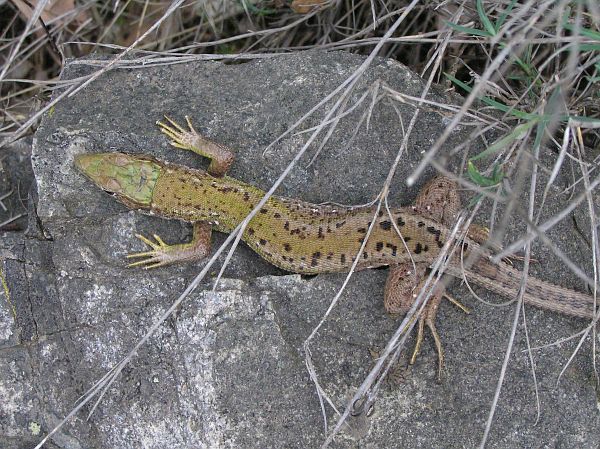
(74, 152, 161, 207)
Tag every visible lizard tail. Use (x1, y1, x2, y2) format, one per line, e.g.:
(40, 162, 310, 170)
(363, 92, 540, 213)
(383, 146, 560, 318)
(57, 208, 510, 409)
(449, 258, 598, 320)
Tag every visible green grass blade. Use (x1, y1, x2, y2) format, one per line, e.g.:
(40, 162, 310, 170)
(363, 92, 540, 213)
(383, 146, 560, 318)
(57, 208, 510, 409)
(469, 119, 540, 162)
(476, 0, 497, 36)
(467, 160, 504, 187)
(446, 21, 492, 37)
(495, 0, 517, 29)
(445, 73, 534, 119)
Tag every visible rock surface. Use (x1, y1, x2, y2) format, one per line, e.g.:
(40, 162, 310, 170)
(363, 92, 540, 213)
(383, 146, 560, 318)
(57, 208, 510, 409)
(1, 51, 598, 448)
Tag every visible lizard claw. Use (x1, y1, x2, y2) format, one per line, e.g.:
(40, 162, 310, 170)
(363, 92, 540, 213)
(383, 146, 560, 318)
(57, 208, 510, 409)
(442, 293, 470, 314)
(408, 289, 446, 380)
(126, 233, 175, 269)
(156, 115, 198, 151)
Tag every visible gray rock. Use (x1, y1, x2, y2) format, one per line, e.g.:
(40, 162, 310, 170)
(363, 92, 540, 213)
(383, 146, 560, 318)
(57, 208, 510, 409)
(1, 51, 598, 448)
(0, 138, 32, 232)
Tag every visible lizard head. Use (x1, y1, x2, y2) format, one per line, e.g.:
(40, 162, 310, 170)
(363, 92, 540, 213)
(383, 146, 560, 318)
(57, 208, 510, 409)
(74, 152, 161, 207)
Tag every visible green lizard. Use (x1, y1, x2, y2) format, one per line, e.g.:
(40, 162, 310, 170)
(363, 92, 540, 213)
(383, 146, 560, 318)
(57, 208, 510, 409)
(74, 117, 597, 375)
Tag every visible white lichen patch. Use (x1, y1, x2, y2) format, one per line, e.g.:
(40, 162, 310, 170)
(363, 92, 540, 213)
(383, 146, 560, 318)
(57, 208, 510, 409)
(79, 283, 114, 323)
(0, 360, 34, 438)
(80, 328, 125, 368)
(0, 365, 23, 416)
(28, 421, 41, 436)
(0, 294, 14, 342)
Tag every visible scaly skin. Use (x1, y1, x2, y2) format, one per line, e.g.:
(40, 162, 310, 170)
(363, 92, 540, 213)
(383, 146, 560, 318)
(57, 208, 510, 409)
(75, 152, 452, 272)
(74, 117, 597, 375)
(74, 150, 597, 320)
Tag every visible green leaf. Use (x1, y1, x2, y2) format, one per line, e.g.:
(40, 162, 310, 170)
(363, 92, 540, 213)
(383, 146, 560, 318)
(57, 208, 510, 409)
(467, 160, 504, 187)
(578, 43, 600, 51)
(563, 23, 600, 41)
(569, 115, 600, 124)
(446, 21, 492, 37)
(469, 119, 540, 162)
(240, 0, 277, 15)
(476, 0, 497, 36)
(467, 193, 484, 208)
(444, 73, 534, 119)
(495, 0, 517, 29)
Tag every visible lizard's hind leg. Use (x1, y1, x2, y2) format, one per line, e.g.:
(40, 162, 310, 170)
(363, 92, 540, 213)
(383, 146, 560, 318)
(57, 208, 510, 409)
(414, 175, 461, 224)
(419, 177, 508, 256)
(384, 263, 468, 379)
(157, 116, 235, 177)
(383, 176, 464, 378)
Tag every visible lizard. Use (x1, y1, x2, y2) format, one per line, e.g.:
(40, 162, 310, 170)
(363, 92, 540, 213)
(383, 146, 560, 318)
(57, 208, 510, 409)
(74, 116, 598, 376)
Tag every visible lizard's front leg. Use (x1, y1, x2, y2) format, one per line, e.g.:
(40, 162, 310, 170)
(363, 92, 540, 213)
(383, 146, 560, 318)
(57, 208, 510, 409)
(157, 116, 235, 177)
(124, 116, 234, 268)
(127, 222, 212, 269)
